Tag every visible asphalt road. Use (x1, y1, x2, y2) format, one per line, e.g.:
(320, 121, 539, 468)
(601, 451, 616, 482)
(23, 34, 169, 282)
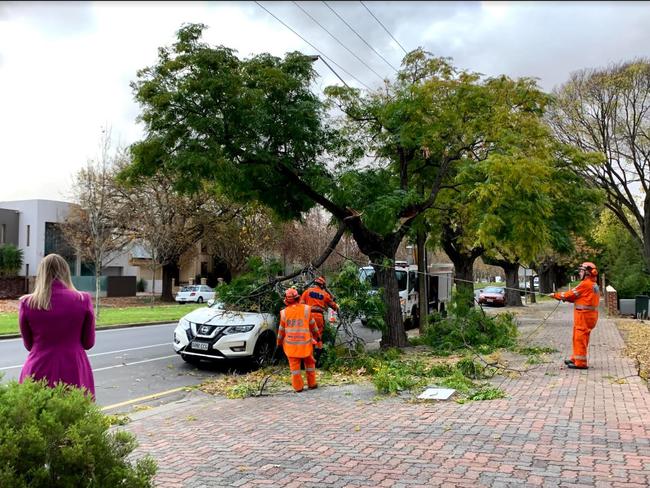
(0, 323, 220, 411)
(0, 319, 384, 413)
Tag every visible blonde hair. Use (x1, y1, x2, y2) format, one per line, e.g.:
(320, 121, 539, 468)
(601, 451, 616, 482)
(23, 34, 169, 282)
(23, 254, 78, 310)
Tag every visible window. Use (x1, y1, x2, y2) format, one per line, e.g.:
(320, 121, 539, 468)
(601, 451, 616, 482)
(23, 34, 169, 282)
(0, 224, 5, 244)
(26, 225, 30, 247)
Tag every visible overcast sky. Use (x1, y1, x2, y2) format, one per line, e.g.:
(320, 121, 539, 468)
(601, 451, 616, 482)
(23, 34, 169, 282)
(1, 1, 649, 202)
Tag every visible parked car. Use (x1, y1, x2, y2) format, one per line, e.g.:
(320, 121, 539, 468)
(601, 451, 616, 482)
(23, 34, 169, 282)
(175, 285, 215, 304)
(477, 287, 506, 306)
(172, 301, 278, 367)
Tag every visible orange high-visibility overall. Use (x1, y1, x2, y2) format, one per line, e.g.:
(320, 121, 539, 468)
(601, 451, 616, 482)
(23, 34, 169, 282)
(278, 303, 320, 391)
(300, 286, 338, 348)
(553, 276, 599, 368)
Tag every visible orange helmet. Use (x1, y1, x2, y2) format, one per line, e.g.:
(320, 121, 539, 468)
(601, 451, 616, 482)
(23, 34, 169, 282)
(314, 276, 326, 287)
(284, 288, 300, 304)
(579, 262, 598, 277)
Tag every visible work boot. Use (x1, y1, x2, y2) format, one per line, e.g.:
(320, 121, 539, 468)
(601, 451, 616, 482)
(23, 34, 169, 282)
(308, 385, 318, 390)
(567, 363, 588, 370)
(564, 359, 574, 366)
(294, 389, 304, 393)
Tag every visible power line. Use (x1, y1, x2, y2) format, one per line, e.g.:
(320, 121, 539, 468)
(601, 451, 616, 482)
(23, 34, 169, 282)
(254, 1, 371, 90)
(359, 0, 408, 56)
(323, 0, 400, 73)
(292, 1, 386, 82)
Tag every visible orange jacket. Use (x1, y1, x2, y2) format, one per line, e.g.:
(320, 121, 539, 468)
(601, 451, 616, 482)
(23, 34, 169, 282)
(300, 286, 338, 315)
(277, 303, 319, 358)
(553, 276, 600, 311)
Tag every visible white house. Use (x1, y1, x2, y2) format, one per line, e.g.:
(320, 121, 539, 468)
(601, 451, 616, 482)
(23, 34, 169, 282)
(0, 199, 139, 280)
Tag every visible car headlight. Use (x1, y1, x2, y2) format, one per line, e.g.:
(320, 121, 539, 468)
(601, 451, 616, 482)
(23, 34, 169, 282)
(223, 324, 254, 335)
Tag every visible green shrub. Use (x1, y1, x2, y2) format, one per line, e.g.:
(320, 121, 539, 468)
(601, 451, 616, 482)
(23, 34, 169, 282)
(0, 379, 156, 487)
(136, 279, 147, 293)
(455, 357, 489, 379)
(0, 244, 24, 277)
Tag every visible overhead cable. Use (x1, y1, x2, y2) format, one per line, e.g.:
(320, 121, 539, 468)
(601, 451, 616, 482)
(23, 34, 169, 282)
(359, 0, 408, 55)
(323, 1, 400, 73)
(292, 1, 386, 82)
(254, 1, 371, 90)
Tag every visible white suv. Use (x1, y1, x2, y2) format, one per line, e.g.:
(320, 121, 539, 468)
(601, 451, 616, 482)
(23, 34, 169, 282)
(172, 302, 277, 367)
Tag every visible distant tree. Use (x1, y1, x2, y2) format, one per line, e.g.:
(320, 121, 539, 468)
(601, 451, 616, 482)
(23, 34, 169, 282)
(549, 60, 650, 271)
(64, 130, 130, 316)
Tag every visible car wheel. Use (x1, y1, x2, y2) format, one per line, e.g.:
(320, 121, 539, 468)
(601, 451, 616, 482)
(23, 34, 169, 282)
(251, 333, 276, 369)
(181, 353, 202, 365)
(197, 296, 204, 304)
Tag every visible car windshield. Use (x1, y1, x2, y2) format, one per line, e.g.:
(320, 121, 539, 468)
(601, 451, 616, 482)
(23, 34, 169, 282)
(359, 268, 408, 291)
(209, 301, 225, 309)
(483, 287, 504, 294)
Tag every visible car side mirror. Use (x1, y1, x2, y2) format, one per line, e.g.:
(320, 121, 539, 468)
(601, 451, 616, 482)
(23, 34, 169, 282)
(207, 299, 215, 307)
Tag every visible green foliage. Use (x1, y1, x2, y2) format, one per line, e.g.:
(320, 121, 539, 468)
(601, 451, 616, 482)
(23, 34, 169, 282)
(136, 278, 147, 293)
(0, 379, 156, 487)
(0, 244, 24, 277)
(215, 257, 284, 314)
(594, 209, 650, 298)
(330, 262, 385, 333)
(467, 386, 506, 401)
(414, 291, 518, 353)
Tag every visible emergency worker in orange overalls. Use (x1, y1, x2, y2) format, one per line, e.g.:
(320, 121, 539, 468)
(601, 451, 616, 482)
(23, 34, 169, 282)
(549, 262, 600, 370)
(300, 276, 339, 363)
(277, 288, 320, 392)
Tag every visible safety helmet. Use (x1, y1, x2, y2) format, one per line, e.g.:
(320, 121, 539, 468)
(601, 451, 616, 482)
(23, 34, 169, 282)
(284, 288, 300, 304)
(579, 262, 598, 277)
(314, 276, 326, 287)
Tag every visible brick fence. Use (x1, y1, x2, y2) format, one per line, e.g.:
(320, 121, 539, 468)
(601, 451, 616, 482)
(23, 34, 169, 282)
(606, 285, 618, 316)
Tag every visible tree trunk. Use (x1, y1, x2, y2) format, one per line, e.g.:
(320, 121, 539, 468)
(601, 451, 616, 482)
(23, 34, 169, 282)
(417, 229, 428, 333)
(372, 259, 407, 348)
(483, 255, 522, 306)
(162, 261, 180, 302)
(440, 221, 483, 308)
(452, 256, 477, 305)
(503, 262, 521, 306)
(528, 275, 536, 303)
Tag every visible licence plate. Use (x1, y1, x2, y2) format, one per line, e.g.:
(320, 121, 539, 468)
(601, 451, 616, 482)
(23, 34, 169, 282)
(192, 341, 209, 351)
(487, 299, 493, 303)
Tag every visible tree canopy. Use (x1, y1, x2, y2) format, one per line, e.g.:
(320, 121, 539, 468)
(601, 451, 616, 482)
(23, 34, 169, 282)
(125, 24, 568, 346)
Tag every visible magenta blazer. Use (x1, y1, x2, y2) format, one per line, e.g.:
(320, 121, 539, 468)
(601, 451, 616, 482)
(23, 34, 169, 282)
(19, 279, 96, 397)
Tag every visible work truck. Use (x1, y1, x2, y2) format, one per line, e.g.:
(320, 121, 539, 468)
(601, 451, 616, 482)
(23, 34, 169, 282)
(358, 261, 453, 327)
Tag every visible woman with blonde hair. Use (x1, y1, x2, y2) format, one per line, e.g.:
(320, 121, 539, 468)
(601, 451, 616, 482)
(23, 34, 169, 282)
(19, 253, 95, 398)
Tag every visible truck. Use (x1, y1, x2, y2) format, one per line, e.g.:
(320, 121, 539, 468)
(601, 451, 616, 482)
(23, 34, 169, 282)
(358, 261, 454, 328)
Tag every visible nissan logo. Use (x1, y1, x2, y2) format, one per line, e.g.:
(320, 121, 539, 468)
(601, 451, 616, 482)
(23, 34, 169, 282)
(201, 326, 210, 334)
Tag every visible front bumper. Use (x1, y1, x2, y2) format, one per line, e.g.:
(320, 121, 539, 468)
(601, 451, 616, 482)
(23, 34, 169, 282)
(173, 324, 255, 359)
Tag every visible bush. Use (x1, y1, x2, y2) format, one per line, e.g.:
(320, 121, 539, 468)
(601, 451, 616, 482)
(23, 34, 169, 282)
(136, 278, 147, 293)
(0, 379, 156, 487)
(0, 244, 24, 277)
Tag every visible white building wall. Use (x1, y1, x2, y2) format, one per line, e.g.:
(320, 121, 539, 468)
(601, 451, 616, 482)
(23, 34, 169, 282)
(0, 200, 72, 277)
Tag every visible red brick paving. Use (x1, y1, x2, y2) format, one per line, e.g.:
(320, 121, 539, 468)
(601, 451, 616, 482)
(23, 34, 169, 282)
(125, 302, 650, 487)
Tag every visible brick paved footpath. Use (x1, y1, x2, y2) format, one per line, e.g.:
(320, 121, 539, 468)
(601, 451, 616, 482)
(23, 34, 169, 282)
(125, 302, 650, 487)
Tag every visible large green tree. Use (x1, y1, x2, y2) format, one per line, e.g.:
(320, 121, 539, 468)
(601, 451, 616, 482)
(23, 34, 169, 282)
(124, 25, 556, 347)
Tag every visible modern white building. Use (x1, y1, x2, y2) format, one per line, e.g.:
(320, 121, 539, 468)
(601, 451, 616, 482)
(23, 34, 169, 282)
(0, 199, 139, 279)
